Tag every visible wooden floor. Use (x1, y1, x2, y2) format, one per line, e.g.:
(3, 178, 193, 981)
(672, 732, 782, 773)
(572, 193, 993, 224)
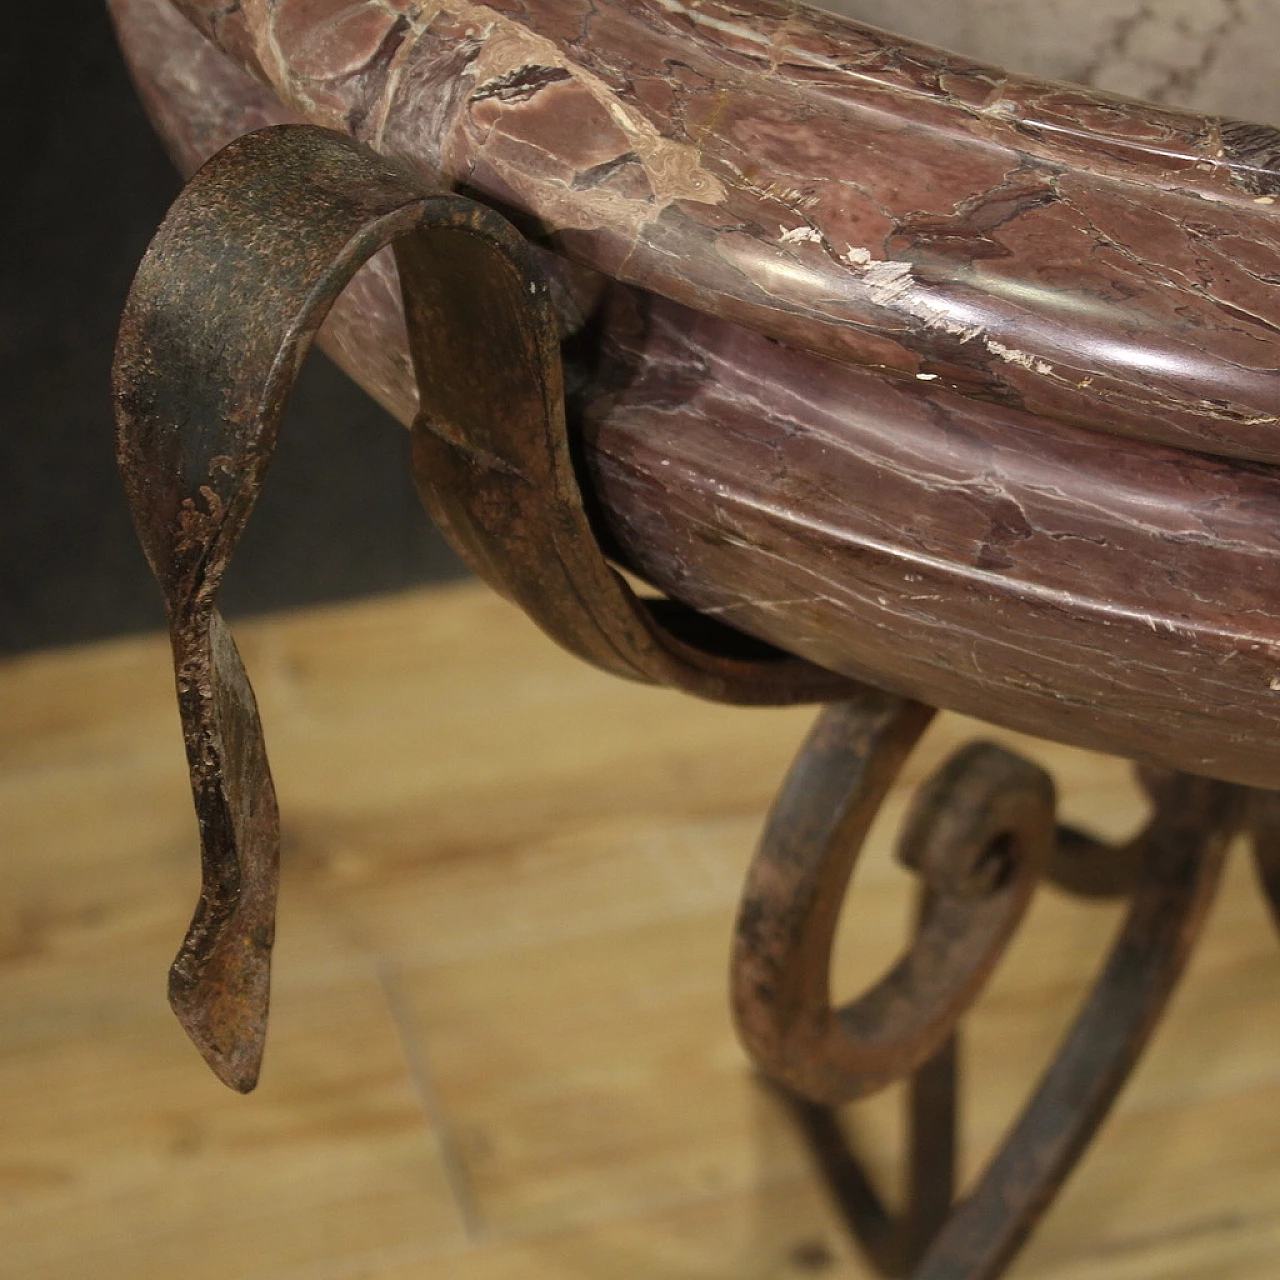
(4, 581, 1280, 1279)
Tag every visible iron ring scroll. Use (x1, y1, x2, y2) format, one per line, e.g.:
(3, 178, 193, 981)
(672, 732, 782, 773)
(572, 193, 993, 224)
(113, 123, 859, 1091)
(731, 690, 1055, 1106)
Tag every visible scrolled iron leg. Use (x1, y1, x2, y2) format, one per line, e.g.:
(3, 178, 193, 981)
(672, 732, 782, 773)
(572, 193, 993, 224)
(1046, 763, 1177, 902)
(913, 773, 1239, 1280)
(775, 1031, 959, 1277)
(732, 696, 1249, 1280)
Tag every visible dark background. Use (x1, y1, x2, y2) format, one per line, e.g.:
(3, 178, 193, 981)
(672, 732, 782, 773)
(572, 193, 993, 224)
(0, 2, 466, 655)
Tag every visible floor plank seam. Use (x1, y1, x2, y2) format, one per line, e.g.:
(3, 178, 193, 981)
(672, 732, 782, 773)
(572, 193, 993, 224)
(375, 955, 489, 1245)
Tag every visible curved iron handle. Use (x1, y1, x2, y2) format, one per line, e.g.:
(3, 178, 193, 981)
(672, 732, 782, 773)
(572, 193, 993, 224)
(114, 123, 854, 1089)
(396, 219, 855, 706)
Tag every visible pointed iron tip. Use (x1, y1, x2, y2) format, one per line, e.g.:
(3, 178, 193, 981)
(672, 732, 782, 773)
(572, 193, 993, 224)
(168, 609, 280, 1092)
(174, 1012, 264, 1093)
(167, 784, 278, 1094)
(170, 944, 271, 1093)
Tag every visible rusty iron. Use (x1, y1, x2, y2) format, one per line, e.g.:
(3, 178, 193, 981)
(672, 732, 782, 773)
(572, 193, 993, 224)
(114, 122, 1271, 1280)
(913, 769, 1241, 1280)
(398, 240, 856, 709)
(113, 124, 858, 1091)
(732, 692, 1247, 1278)
(1044, 762, 1180, 901)
(733, 691, 1055, 1104)
(777, 1036, 957, 1278)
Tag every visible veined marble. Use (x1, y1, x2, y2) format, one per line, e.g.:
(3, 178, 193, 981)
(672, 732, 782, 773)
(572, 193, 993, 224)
(108, 0, 1280, 785)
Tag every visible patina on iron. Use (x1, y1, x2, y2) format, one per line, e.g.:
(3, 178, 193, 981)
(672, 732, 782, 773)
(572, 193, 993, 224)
(732, 692, 1246, 1278)
(115, 122, 1264, 1280)
(113, 123, 859, 1092)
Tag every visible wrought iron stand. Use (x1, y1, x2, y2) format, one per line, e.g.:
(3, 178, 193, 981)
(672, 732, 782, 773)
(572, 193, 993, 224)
(113, 123, 1270, 1280)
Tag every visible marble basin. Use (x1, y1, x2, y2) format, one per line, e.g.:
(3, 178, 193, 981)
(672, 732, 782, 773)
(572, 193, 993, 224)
(109, 0, 1280, 786)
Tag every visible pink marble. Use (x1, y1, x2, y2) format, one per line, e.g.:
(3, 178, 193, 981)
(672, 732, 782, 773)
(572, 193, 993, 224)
(121, 0, 1280, 463)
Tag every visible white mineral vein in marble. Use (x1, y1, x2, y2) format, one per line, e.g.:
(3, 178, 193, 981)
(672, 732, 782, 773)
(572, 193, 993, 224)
(779, 225, 823, 244)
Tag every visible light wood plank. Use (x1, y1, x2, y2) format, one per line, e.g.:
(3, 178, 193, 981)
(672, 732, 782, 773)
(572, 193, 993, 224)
(4, 581, 1280, 1280)
(0, 972, 466, 1280)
